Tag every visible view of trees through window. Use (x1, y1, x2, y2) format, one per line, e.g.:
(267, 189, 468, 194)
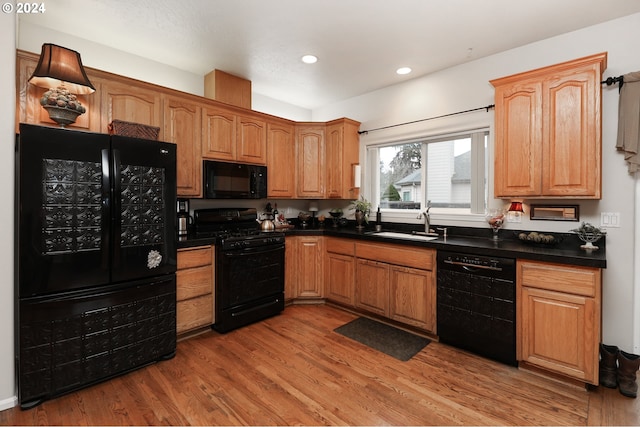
(376, 132, 487, 212)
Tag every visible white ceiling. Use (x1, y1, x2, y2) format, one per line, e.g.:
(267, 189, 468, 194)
(20, 0, 640, 110)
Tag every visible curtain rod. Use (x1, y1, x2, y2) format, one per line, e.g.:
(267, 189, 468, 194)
(602, 75, 624, 92)
(358, 104, 495, 135)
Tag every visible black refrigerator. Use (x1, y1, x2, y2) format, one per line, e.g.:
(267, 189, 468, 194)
(15, 123, 177, 409)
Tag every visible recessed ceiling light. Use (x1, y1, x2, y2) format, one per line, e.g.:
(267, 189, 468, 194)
(396, 67, 412, 75)
(302, 55, 318, 64)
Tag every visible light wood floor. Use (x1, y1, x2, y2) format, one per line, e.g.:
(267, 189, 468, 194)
(1, 304, 639, 426)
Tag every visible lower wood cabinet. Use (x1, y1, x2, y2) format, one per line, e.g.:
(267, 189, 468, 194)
(389, 265, 435, 331)
(325, 238, 356, 306)
(355, 259, 390, 316)
(354, 241, 436, 333)
(517, 260, 602, 385)
(176, 245, 214, 334)
(285, 235, 324, 301)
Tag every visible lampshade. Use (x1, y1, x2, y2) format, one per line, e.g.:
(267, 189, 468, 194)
(508, 202, 525, 213)
(28, 43, 95, 94)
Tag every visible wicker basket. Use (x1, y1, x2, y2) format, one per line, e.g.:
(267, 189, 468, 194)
(108, 120, 160, 140)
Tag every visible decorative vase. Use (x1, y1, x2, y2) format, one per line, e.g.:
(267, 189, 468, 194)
(355, 210, 365, 229)
(570, 222, 605, 251)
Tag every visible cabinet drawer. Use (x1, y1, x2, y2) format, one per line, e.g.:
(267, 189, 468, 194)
(177, 294, 213, 333)
(177, 246, 213, 269)
(177, 266, 213, 300)
(326, 238, 355, 256)
(519, 261, 600, 297)
(356, 242, 434, 270)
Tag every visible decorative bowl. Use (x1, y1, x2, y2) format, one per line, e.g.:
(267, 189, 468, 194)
(43, 105, 82, 127)
(516, 231, 562, 246)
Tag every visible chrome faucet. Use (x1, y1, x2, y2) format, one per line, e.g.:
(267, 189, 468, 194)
(423, 200, 431, 233)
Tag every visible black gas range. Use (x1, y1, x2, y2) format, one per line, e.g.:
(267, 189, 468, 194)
(193, 208, 285, 333)
(193, 208, 285, 250)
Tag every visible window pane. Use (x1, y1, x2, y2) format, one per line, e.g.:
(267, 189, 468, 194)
(379, 143, 421, 209)
(426, 138, 471, 209)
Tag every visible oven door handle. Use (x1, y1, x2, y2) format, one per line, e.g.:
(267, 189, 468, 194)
(222, 244, 285, 257)
(443, 259, 503, 272)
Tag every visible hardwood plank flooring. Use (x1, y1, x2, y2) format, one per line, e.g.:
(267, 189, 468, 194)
(2, 304, 639, 425)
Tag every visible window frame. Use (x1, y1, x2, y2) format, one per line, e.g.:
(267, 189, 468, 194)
(361, 114, 493, 226)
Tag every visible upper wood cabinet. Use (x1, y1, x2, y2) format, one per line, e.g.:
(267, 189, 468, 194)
(100, 79, 162, 134)
(16, 51, 101, 132)
(201, 106, 236, 160)
(296, 124, 326, 198)
(16, 50, 359, 198)
(326, 118, 361, 200)
(236, 114, 267, 164)
(201, 107, 266, 165)
(163, 95, 202, 197)
(267, 120, 296, 198)
(490, 53, 607, 199)
(295, 119, 361, 199)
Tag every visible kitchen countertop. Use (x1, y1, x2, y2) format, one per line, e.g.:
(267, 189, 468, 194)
(177, 224, 607, 269)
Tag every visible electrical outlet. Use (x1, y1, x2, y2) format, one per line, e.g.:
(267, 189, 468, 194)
(600, 212, 621, 228)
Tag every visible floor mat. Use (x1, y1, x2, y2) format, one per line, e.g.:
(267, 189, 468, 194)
(334, 317, 430, 361)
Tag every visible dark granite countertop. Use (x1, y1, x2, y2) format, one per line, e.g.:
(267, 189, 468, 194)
(177, 223, 606, 269)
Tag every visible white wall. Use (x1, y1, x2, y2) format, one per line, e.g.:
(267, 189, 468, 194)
(315, 13, 640, 354)
(0, 12, 16, 411)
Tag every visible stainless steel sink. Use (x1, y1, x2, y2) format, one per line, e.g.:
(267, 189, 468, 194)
(370, 231, 438, 241)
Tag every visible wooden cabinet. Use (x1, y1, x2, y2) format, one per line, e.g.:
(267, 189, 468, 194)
(202, 106, 237, 160)
(266, 121, 296, 198)
(295, 119, 361, 199)
(16, 51, 101, 132)
(163, 95, 202, 197)
(100, 80, 162, 134)
(176, 246, 214, 334)
(491, 53, 607, 199)
(390, 265, 435, 331)
(285, 236, 324, 300)
(236, 114, 267, 164)
(296, 124, 326, 198)
(354, 241, 436, 332)
(325, 238, 356, 306)
(201, 107, 266, 164)
(517, 260, 601, 384)
(326, 118, 361, 200)
(355, 259, 390, 316)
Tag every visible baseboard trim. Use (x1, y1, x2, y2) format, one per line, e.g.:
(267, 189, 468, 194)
(0, 395, 17, 412)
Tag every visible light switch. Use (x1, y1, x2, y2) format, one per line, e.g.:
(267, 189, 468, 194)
(600, 212, 621, 228)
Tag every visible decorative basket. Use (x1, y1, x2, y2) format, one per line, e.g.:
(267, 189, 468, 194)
(108, 120, 160, 140)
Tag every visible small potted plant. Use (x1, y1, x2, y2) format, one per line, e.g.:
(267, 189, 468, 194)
(570, 222, 606, 250)
(349, 196, 372, 229)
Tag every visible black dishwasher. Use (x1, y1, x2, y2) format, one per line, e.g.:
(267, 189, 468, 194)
(437, 251, 517, 366)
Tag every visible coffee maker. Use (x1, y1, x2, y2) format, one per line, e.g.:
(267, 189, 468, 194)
(177, 198, 192, 236)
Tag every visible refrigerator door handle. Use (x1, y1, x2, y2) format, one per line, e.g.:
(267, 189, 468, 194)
(101, 148, 111, 266)
(112, 148, 122, 269)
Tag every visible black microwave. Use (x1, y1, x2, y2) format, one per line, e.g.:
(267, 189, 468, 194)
(203, 160, 267, 199)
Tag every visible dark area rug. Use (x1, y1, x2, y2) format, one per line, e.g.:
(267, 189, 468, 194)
(334, 317, 430, 361)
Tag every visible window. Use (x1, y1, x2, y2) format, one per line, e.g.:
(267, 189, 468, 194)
(368, 130, 488, 215)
